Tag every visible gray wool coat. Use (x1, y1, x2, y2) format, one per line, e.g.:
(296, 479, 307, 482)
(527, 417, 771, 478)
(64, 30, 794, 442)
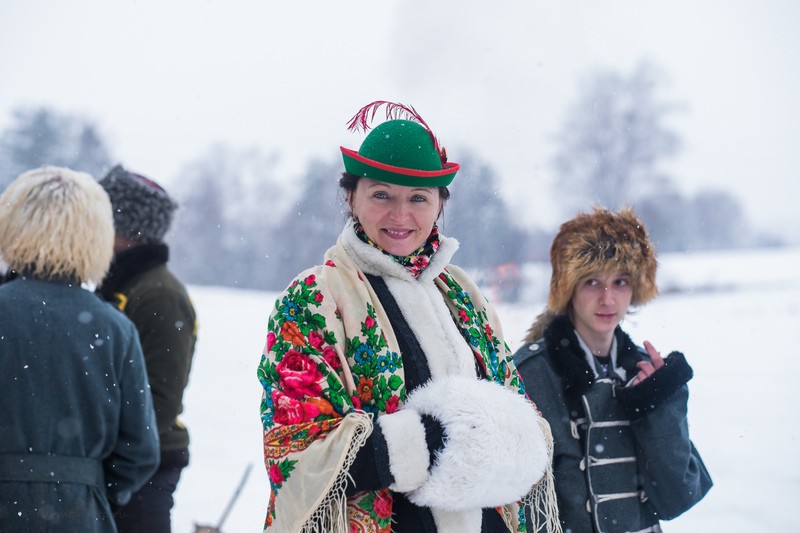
(513, 315, 712, 533)
(0, 277, 160, 532)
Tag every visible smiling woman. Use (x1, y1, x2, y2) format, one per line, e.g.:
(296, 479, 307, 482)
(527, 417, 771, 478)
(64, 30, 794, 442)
(255, 101, 560, 532)
(344, 178, 443, 258)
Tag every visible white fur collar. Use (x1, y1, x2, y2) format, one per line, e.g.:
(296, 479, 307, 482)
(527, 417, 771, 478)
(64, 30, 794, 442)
(339, 219, 459, 283)
(339, 219, 474, 380)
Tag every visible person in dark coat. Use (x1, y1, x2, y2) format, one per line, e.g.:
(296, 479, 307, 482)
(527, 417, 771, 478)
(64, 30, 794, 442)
(513, 207, 712, 533)
(0, 166, 160, 532)
(97, 165, 197, 533)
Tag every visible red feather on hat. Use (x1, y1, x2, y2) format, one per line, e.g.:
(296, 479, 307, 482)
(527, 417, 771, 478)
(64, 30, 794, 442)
(345, 101, 447, 165)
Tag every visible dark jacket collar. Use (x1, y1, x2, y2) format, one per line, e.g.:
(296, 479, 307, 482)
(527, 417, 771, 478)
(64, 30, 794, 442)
(99, 243, 169, 300)
(543, 314, 644, 397)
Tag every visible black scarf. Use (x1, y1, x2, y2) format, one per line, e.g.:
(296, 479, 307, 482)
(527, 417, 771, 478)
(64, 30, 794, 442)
(543, 314, 643, 399)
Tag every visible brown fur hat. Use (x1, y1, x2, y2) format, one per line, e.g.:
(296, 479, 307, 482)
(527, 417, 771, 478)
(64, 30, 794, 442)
(524, 206, 658, 342)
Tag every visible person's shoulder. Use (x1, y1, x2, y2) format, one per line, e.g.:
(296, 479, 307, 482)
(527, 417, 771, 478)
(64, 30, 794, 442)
(512, 339, 547, 368)
(442, 262, 469, 277)
(269, 262, 347, 331)
(277, 262, 336, 299)
(86, 290, 141, 338)
(440, 263, 485, 298)
(440, 263, 478, 287)
(156, 265, 193, 300)
(122, 265, 192, 307)
(0, 276, 18, 293)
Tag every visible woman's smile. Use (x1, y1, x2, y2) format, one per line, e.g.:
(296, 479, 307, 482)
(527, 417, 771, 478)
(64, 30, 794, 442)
(349, 178, 441, 257)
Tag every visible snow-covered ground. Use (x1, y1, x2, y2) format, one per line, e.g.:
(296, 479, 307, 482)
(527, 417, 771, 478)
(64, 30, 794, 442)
(173, 246, 800, 532)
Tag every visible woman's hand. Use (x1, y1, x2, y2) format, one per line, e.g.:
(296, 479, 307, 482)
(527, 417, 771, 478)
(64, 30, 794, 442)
(631, 340, 665, 385)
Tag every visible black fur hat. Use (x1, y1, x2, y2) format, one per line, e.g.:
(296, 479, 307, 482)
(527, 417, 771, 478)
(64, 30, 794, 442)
(99, 164, 177, 243)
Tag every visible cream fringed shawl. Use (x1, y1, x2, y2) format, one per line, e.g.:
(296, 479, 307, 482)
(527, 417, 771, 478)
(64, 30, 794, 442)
(257, 227, 560, 532)
(266, 412, 373, 532)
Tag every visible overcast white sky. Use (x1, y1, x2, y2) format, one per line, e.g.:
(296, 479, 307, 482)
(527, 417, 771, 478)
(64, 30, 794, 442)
(1, 0, 798, 241)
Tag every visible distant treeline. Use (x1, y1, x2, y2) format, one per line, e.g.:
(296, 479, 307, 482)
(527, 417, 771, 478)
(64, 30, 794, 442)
(1, 64, 783, 296)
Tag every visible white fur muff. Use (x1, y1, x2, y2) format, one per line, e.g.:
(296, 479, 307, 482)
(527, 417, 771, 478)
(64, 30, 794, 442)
(402, 376, 549, 510)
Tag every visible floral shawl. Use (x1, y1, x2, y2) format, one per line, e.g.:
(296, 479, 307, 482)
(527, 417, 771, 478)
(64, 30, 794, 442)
(257, 223, 541, 532)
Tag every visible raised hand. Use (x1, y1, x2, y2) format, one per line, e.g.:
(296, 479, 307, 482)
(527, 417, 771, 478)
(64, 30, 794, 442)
(631, 340, 665, 385)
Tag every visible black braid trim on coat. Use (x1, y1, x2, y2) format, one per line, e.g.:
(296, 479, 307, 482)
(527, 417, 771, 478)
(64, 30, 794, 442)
(615, 351, 694, 421)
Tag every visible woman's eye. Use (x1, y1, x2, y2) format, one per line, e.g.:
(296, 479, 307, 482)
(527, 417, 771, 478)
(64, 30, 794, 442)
(411, 195, 427, 203)
(373, 191, 389, 199)
(616, 278, 630, 286)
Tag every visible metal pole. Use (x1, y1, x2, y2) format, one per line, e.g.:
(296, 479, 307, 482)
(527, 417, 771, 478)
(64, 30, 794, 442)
(215, 463, 253, 530)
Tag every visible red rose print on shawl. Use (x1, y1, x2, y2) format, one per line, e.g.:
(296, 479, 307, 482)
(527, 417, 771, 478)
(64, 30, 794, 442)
(322, 346, 341, 369)
(271, 389, 321, 425)
(276, 350, 323, 399)
(269, 463, 285, 486)
(373, 491, 392, 519)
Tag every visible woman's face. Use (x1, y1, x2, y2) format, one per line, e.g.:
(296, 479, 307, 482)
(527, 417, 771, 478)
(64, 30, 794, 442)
(570, 270, 633, 344)
(349, 178, 442, 257)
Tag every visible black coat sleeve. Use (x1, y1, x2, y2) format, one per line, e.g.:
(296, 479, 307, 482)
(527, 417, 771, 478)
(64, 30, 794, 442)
(345, 414, 444, 496)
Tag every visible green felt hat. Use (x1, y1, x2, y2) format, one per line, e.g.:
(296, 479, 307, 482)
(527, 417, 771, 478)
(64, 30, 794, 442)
(341, 102, 459, 187)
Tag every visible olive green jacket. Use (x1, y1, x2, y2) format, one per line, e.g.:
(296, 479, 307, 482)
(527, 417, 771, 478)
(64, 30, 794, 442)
(100, 244, 197, 452)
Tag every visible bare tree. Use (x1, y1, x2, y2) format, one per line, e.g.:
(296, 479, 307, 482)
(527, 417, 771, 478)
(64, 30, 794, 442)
(0, 106, 112, 187)
(445, 148, 530, 270)
(266, 158, 345, 290)
(168, 144, 284, 289)
(689, 190, 750, 250)
(635, 188, 751, 252)
(552, 62, 681, 215)
(443, 148, 542, 301)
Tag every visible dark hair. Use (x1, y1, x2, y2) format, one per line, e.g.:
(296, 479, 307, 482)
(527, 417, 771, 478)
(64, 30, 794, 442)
(339, 172, 450, 217)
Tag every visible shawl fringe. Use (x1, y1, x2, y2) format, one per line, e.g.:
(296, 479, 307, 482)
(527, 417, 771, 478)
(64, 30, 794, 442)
(524, 415, 562, 533)
(298, 411, 373, 533)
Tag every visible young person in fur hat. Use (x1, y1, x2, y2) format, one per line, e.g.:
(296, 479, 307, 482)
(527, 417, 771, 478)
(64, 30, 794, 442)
(513, 207, 712, 533)
(0, 166, 160, 532)
(97, 164, 197, 533)
(257, 101, 560, 533)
